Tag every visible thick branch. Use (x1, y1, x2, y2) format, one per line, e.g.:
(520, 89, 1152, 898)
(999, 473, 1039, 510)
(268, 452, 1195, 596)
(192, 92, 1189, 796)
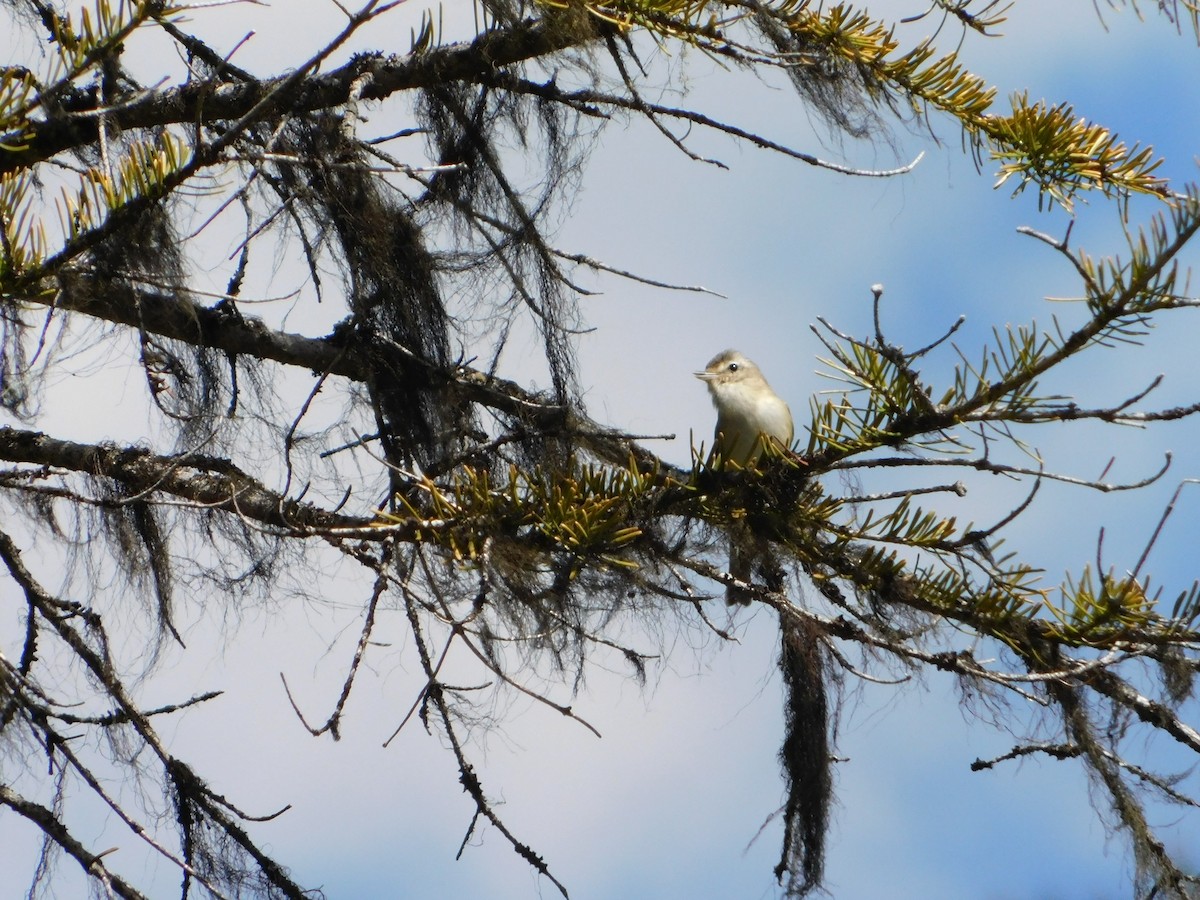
(28, 278, 673, 472)
(2, 17, 595, 175)
(0, 426, 365, 532)
(53, 274, 364, 378)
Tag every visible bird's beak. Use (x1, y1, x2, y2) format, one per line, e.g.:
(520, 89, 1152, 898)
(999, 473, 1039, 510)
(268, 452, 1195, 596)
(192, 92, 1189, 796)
(694, 371, 714, 381)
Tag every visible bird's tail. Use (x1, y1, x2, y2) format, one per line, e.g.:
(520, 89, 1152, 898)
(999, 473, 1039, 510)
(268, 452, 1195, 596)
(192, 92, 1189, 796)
(725, 523, 786, 605)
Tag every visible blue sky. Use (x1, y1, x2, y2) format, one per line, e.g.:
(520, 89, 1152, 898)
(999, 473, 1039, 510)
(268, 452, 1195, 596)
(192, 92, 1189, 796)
(3, 2, 1200, 899)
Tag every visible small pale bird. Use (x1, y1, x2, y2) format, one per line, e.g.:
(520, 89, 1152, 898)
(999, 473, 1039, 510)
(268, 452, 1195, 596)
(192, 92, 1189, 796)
(695, 350, 794, 604)
(695, 349, 794, 465)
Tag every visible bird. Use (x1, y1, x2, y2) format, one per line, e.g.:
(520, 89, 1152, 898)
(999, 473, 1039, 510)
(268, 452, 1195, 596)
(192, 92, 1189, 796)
(695, 349, 794, 604)
(695, 349, 794, 466)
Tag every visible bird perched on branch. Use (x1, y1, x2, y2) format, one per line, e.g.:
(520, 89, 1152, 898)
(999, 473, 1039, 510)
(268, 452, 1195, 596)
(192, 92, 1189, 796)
(695, 349, 794, 465)
(695, 349, 794, 603)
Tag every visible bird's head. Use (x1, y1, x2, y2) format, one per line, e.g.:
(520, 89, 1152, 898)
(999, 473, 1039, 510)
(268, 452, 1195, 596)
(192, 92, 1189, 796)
(694, 349, 763, 397)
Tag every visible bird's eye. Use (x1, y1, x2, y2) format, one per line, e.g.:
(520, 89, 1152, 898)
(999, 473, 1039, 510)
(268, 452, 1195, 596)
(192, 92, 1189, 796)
(728, 363, 739, 372)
